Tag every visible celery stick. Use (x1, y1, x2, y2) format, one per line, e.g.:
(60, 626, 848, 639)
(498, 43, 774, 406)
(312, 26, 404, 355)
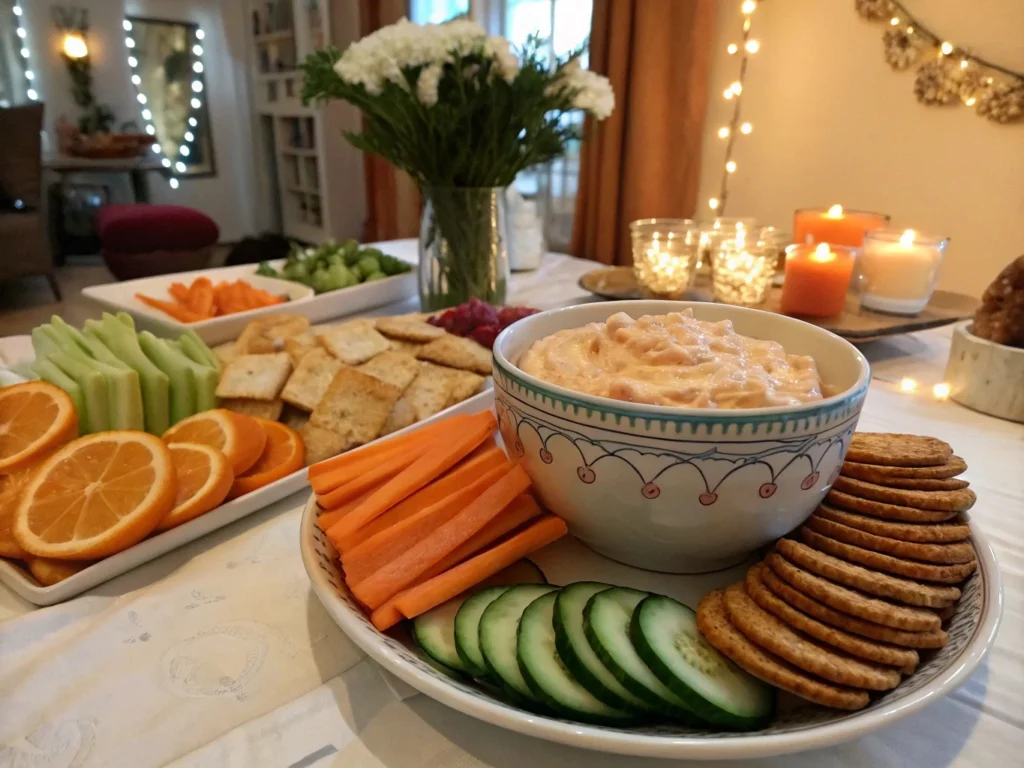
(85, 316, 170, 435)
(49, 351, 109, 434)
(31, 326, 63, 359)
(52, 316, 129, 369)
(8, 361, 39, 381)
(116, 311, 136, 328)
(139, 332, 195, 425)
(32, 359, 85, 433)
(168, 340, 219, 412)
(179, 329, 220, 371)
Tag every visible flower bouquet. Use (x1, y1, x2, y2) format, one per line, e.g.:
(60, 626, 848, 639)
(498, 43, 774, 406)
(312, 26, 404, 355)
(302, 18, 614, 309)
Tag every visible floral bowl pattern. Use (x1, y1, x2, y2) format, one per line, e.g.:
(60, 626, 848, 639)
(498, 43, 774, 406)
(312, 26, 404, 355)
(492, 300, 871, 573)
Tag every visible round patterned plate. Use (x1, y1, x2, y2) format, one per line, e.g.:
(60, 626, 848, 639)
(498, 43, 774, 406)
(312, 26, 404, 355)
(300, 490, 1002, 760)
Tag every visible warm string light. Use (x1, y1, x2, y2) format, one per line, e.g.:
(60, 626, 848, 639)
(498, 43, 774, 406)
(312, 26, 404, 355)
(11, 5, 37, 102)
(711, 0, 759, 214)
(124, 20, 207, 189)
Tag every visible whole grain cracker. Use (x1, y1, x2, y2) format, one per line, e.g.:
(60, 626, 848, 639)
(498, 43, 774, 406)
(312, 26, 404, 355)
(724, 582, 901, 691)
(308, 368, 401, 452)
(933, 603, 958, 622)
(380, 399, 417, 436)
(831, 475, 976, 513)
(697, 589, 869, 711)
(842, 455, 967, 482)
(375, 316, 446, 343)
(445, 369, 485, 406)
(827, 489, 958, 523)
(235, 320, 276, 355)
(220, 397, 284, 422)
(805, 515, 976, 564)
(283, 332, 319, 367)
(317, 324, 391, 365)
(798, 527, 977, 585)
(815, 504, 971, 543)
(845, 433, 952, 467)
(403, 364, 456, 421)
(356, 350, 420, 393)
(765, 553, 941, 632)
(776, 539, 960, 608)
(212, 341, 240, 366)
(298, 422, 348, 466)
(280, 403, 310, 433)
(387, 339, 425, 356)
(280, 348, 345, 412)
(859, 476, 970, 492)
(416, 334, 491, 375)
(215, 353, 293, 400)
(260, 314, 310, 341)
(760, 564, 949, 649)
(745, 564, 919, 673)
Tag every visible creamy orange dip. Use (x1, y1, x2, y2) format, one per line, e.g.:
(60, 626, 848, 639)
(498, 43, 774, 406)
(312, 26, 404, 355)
(519, 310, 823, 409)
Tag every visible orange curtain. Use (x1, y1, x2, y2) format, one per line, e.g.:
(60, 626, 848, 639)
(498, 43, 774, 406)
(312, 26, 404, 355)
(358, 0, 421, 242)
(571, 0, 717, 265)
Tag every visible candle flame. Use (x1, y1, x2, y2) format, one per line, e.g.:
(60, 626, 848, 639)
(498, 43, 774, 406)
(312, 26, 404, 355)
(900, 229, 916, 248)
(826, 204, 844, 218)
(810, 243, 834, 263)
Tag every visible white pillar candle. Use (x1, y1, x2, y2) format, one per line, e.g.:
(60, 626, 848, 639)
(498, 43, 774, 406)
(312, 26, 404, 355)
(859, 229, 948, 315)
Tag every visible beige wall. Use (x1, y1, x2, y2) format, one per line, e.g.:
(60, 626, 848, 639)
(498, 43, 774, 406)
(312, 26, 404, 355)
(697, 0, 1024, 297)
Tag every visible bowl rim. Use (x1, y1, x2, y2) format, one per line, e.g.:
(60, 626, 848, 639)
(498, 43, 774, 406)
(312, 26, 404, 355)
(493, 300, 871, 422)
(954, 320, 1024, 357)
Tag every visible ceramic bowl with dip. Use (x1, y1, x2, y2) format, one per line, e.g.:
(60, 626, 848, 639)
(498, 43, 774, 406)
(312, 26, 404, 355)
(492, 300, 870, 573)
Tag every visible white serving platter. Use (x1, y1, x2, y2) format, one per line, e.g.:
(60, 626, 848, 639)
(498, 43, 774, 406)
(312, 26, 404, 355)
(81, 252, 417, 345)
(300, 392, 1003, 760)
(0, 388, 492, 606)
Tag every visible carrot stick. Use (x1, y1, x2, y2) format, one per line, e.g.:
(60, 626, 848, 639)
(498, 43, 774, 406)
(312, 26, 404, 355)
(136, 294, 204, 323)
(351, 462, 530, 609)
(316, 484, 383, 533)
(327, 411, 497, 543)
(169, 282, 191, 303)
(329, 445, 510, 554)
(189, 277, 215, 317)
(316, 446, 429, 509)
(372, 515, 567, 629)
(308, 414, 475, 480)
(426, 494, 542, 576)
(341, 463, 510, 585)
(311, 436, 435, 496)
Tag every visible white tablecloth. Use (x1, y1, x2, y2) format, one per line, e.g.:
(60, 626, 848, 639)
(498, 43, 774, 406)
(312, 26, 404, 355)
(2, 249, 1022, 766)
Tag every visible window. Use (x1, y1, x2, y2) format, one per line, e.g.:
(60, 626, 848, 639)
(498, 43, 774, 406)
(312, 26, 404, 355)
(410, 0, 470, 25)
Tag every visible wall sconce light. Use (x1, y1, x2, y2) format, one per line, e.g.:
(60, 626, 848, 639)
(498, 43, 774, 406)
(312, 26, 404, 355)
(62, 31, 88, 59)
(53, 6, 114, 134)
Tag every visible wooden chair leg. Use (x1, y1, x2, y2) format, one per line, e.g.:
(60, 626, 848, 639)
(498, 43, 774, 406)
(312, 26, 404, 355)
(45, 272, 62, 302)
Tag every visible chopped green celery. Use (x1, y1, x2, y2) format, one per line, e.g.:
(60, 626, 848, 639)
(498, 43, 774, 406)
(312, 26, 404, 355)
(31, 326, 64, 359)
(178, 329, 220, 371)
(48, 351, 109, 434)
(138, 332, 195, 425)
(85, 315, 170, 435)
(51, 316, 129, 369)
(8, 361, 39, 381)
(31, 359, 85, 433)
(168, 339, 219, 411)
(116, 311, 135, 328)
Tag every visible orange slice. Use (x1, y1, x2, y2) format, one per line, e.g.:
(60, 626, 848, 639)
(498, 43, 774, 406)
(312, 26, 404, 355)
(162, 409, 267, 475)
(158, 443, 234, 532)
(28, 557, 91, 586)
(0, 468, 36, 559)
(13, 431, 176, 560)
(0, 381, 78, 473)
(228, 419, 305, 499)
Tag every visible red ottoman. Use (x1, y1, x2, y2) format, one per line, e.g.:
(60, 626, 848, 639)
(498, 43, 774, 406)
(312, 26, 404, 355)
(97, 203, 219, 280)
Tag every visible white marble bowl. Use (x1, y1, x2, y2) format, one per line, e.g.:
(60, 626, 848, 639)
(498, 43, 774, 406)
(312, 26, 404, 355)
(492, 300, 871, 573)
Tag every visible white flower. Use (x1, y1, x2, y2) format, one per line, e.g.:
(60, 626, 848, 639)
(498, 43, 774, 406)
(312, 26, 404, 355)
(483, 36, 519, 83)
(417, 62, 443, 106)
(547, 65, 615, 120)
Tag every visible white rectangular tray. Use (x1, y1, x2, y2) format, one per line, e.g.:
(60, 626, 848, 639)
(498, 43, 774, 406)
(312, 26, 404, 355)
(0, 387, 492, 606)
(82, 252, 417, 345)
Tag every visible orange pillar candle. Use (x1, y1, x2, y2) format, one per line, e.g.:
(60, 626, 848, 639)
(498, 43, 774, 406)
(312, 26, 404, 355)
(781, 243, 856, 317)
(793, 205, 888, 247)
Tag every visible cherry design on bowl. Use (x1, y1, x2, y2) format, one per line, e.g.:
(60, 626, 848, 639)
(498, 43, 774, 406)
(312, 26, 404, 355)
(539, 448, 553, 464)
(698, 492, 718, 506)
(514, 439, 524, 457)
(801, 471, 820, 491)
(641, 482, 661, 499)
(759, 483, 777, 499)
(577, 466, 596, 484)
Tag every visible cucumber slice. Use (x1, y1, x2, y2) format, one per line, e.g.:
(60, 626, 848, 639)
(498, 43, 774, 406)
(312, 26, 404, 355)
(413, 594, 471, 674)
(490, 558, 547, 586)
(584, 587, 705, 724)
(554, 583, 653, 713)
(479, 584, 558, 700)
(632, 595, 773, 730)
(48, 351, 109, 434)
(518, 592, 636, 723)
(455, 586, 510, 677)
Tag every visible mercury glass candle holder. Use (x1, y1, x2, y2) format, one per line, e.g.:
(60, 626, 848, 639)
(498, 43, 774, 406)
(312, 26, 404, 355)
(711, 226, 778, 306)
(696, 217, 758, 276)
(630, 218, 700, 299)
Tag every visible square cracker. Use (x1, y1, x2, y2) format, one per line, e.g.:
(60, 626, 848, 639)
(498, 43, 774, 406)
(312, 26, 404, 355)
(357, 350, 420, 393)
(213, 341, 241, 366)
(309, 367, 402, 451)
(280, 403, 310, 433)
(221, 397, 284, 421)
(446, 369, 485, 406)
(317, 324, 391, 366)
(375, 316, 446, 343)
(403, 363, 456, 421)
(299, 422, 348, 466)
(388, 339, 425, 356)
(261, 314, 310, 341)
(215, 352, 293, 400)
(236, 321, 276, 355)
(380, 398, 417, 436)
(283, 331, 318, 367)
(416, 334, 491, 375)
(280, 348, 345, 411)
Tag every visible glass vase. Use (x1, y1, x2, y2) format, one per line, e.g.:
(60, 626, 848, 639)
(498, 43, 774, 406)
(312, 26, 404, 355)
(418, 187, 510, 311)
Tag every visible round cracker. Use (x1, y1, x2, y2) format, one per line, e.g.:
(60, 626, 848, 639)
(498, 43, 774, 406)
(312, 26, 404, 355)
(776, 539, 960, 608)
(745, 564, 919, 673)
(696, 589, 869, 710)
(842, 455, 967, 482)
(831, 475, 976, 513)
(863, 476, 969, 492)
(933, 603, 958, 622)
(815, 504, 971, 543)
(724, 582, 902, 691)
(799, 527, 978, 585)
(806, 515, 976, 564)
(765, 553, 941, 631)
(827, 490, 958, 523)
(845, 433, 952, 467)
(760, 563, 949, 649)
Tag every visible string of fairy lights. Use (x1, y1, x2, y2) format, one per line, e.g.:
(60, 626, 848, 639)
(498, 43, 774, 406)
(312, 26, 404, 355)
(10, 5, 39, 104)
(123, 19, 207, 190)
(708, 0, 759, 215)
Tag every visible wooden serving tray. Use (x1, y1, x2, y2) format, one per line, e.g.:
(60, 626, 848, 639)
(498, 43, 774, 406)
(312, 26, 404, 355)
(578, 267, 980, 343)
